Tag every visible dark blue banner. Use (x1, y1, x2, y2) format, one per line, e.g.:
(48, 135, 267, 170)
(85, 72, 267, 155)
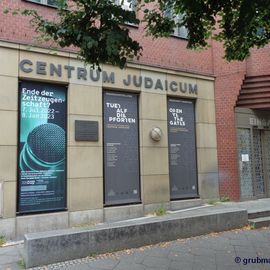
(104, 92, 140, 205)
(18, 81, 66, 213)
(168, 98, 198, 199)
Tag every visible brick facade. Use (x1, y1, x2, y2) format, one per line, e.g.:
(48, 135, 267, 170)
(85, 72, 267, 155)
(1, 0, 270, 201)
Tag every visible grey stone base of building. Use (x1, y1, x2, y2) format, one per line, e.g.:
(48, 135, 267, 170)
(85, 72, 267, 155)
(24, 208, 248, 268)
(170, 198, 203, 211)
(0, 199, 203, 240)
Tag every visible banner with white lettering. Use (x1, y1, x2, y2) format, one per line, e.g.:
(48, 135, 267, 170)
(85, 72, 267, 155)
(168, 99, 198, 199)
(104, 92, 140, 205)
(18, 81, 66, 213)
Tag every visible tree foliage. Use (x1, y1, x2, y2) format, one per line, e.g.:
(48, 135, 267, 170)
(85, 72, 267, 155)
(4, 0, 270, 68)
(5, 0, 141, 69)
(143, 0, 270, 61)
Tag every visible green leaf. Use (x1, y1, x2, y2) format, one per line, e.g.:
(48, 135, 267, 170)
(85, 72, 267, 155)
(5, 0, 270, 65)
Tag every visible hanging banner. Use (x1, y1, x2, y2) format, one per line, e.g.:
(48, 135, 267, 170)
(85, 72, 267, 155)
(18, 81, 66, 213)
(104, 91, 140, 205)
(168, 98, 198, 199)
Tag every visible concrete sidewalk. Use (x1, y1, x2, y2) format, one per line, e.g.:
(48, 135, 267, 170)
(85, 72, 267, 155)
(1, 198, 270, 269)
(2, 227, 270, 270)
(0, 242, 24, 270)
(208, 198, 270, 214)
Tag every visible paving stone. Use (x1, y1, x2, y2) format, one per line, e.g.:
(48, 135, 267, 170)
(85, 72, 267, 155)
(142, 256, 170, 268)
(222, 232, 248, 240)
(0, 246, 21, 256)
(147, 247, 171, 258)
(114, 262, 145, 270)
(234, 242, 256, 250)
(131, 251, 149, 264)
(255, 247, 270, 256)
(230, 239, 253, 246)
(63, 263, 95, 270)
(0, 254, 22, 265)
(234, 247, 257, 257)
(215, 253, 238, 266)
(239, 264, 267, 270)
(212, 244, 235, 252)
(168, 252, 194, 263)
(253, 241, 270, 248)
(190, 247, 216, 258)
(1, 262, 23, 270)
(169, 243, 192, 253)
(192, 263, 216, 270)
(259, 230, 270, 240)
(196, 236, 230, 246)
(245, 234, 269, 243)
(144, 268, 168, 270)
(214, 250, 236, 257)
(217, 265, 241, 270)
(86, 258, 119, 270)
(193, 255, 216, 265)
(187, 238, 213, 248)
(169, 261, 193, 270)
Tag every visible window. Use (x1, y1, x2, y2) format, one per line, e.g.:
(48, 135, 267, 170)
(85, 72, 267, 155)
(165, 9, 188, 39)
(25, 0, 60, 7)
(115, 0, 138, 26)
(172, 14, 188, 39)
(115, 0, 135, 11)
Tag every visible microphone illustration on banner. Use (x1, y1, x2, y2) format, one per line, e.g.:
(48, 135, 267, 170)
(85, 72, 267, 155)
(20, 123, 65, 171)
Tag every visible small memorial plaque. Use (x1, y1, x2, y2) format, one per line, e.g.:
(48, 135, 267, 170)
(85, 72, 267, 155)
(75, 120, 99, 141)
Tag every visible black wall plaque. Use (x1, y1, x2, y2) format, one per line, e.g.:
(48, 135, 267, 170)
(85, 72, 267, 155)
(168, 98, 198, 199)
(103, 91, 140, 205)
(75, 120, 99, 141)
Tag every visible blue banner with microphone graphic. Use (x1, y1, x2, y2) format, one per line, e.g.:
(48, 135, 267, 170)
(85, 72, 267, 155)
(19, 81, 66, 213)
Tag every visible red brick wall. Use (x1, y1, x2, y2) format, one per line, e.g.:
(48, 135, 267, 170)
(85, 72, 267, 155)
(215, 73, 244, 200)
(246, 44, 270, 76)
(212, 41, 246, 201)
(0, 0, 59, 45)
(0, 0, 213, 75)
(213, 41, 270, 201)
(132, 29, 213, 75)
